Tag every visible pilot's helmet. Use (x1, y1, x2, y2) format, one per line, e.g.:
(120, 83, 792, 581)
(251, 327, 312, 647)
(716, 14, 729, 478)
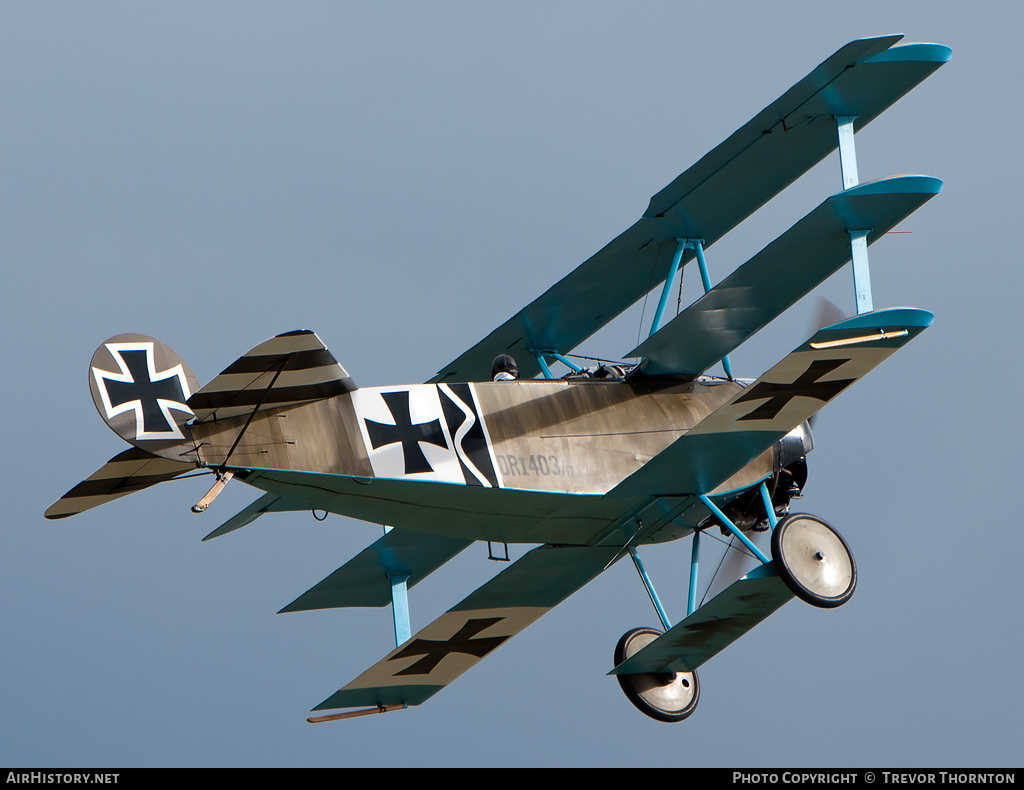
(491, 354, 519, 381)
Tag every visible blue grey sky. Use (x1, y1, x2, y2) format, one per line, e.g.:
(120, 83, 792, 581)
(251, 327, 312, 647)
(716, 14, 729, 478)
(3, 1, 1021, 768)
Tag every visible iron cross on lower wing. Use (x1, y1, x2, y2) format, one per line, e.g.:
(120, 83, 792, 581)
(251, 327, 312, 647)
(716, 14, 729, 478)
(387, 617, 510, 676)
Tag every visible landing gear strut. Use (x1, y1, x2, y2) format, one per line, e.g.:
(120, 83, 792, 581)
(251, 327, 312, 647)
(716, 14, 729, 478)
(613, 509, 854, 722)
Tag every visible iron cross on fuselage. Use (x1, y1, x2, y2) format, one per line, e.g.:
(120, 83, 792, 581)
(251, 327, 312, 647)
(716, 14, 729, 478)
(363, 390, 449, 474)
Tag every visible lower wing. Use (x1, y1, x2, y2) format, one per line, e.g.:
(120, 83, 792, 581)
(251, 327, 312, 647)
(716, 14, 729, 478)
(309, 543, 622, 715)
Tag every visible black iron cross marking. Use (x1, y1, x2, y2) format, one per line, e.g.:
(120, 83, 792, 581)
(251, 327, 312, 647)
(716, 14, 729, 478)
(364, 390, 448, 474)
(389, 617, 510, 676)
(95, 348, 190, 436)
(734, 358, 855, 421)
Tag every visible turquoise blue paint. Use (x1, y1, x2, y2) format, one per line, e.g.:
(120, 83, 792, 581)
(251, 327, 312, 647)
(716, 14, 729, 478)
(698, 494, 771, 565)
(390, 574, 411, 646)
(687, 530, 701, 616)
(649, 239, 686, 337)
(759, 481, 778, 529)
(691, 240, 734, 379)
(629, 547, 672, 631)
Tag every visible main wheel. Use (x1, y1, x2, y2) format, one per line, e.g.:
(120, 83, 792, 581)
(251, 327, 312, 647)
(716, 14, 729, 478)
(614, 628, 699, 723)
(771, 514, 856, 608)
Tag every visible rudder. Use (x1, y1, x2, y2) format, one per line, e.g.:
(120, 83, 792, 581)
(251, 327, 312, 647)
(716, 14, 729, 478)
(89, 333, 200, 461)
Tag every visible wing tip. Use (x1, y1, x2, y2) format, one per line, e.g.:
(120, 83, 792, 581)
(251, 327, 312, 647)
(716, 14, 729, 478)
(863, 41, 952, 65)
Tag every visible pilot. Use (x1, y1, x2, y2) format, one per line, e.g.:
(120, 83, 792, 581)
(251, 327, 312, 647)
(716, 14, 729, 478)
(491, 354, 519, 381)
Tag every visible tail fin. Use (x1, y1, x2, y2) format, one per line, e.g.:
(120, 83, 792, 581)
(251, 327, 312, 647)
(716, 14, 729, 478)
(89, 333, 200, 461)
(187, 329, 356, 423)
(44, 334, 202, 519)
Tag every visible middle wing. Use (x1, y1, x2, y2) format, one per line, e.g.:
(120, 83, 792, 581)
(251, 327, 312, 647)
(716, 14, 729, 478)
(280, 528, 472, 611)
(626, 176, 941, 377)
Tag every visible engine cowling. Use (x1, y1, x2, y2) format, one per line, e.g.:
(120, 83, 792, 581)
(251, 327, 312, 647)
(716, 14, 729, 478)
(716, 421, 814, 531)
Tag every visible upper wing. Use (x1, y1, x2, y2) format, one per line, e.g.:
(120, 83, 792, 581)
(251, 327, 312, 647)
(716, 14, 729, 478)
(429, 38, 950, 383)
(309, 544, 621, 713)
(609, 308, 933, 497)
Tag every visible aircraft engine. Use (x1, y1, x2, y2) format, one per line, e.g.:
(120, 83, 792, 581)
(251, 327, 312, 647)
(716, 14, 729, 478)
(716, 421, 813, 531)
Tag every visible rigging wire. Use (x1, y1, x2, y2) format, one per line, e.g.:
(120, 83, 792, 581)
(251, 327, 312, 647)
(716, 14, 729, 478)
(697, 530, 760, 609)
(635, 249, 661, 352)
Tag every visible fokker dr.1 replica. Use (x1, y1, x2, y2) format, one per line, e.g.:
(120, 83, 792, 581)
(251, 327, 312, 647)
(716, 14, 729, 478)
(47, 36, 948, 723)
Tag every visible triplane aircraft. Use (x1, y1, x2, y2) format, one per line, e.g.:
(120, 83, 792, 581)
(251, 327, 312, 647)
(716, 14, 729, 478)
(47, 36, 949, 723)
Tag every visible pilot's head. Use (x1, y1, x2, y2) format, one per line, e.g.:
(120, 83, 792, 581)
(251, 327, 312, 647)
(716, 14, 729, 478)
(491, 354, 519, 381)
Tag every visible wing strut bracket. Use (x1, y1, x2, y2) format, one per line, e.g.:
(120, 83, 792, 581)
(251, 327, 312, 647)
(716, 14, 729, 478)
(837, 115, 860, 189)
(529, 348, 582, 379)
(835, 114, 874, 315)
(649, 239, 734, 379)
(648, 239, 687, 338)
(390, 573, 411, 646)
(380, 525, 414, 647)
(850, 229, 873, 314)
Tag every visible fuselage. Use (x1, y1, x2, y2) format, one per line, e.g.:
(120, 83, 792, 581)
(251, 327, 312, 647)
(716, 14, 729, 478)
(183, 376, 783, 547)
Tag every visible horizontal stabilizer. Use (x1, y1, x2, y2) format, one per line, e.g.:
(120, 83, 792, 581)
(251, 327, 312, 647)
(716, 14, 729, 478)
(279, 529, 472, 611)
(188, 330, 355, 422)
(628, 176, 942, 376)
(610, 308, 933, 497)
(311, 544, 621, 711)
(430, 38, 949, 382)
(611, 563, 793, 675)
(45, 447, 196, 519)
(201, 493, 307, 540)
